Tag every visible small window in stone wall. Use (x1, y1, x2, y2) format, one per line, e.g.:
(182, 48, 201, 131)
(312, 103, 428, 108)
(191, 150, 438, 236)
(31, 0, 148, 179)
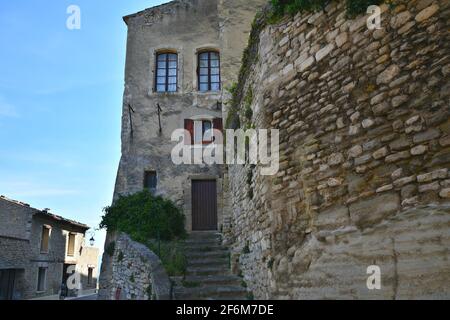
(37, 267, 47, 292)
(144, 171, 157, 194)
(198, 51, 221, 92)
(40, 226, 50, 253)
(155, 52, 178, 92)
(67, 233, 76, 257)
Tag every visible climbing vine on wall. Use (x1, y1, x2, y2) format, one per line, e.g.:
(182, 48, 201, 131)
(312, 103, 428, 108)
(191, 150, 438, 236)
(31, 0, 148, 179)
(270, 0, 384, 17)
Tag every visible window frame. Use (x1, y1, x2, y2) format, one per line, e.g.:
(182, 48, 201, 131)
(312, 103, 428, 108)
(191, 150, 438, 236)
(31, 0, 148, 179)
(155, 52, 178, 93)
(144, 171, 157, 193)
(201, 120, 214, 144)
(197, 51, 221, 92)
(67, 233, 76, 257)
(36, 267, 47, 292)
(40, 225, 51, 254)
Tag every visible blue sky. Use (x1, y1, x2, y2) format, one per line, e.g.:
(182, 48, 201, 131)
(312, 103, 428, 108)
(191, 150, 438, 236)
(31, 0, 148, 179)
(0, 0, 168, 252)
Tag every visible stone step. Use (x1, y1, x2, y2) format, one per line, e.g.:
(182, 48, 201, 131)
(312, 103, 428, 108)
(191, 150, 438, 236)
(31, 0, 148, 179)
(183, 275, 243, 286)
(187, 250, 230, 260)
(175, 285, 248, 300)
(185, 239, 221, 247)
(184, 243, 227, 252)
(189, 232, 222, 240)
(186, 265, 232, 276)
(188, 256, 230, 268)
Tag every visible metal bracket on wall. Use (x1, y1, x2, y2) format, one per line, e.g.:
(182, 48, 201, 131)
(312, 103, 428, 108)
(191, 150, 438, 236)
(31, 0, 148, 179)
(157, 103, 162, 134)
(128, 104, 135, 140)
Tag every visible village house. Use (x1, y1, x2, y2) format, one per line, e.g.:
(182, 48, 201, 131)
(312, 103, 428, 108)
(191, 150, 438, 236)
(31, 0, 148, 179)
(100, 0, 450, 300)
(0, 196, 99, 300)
(99, 0, 266, 299)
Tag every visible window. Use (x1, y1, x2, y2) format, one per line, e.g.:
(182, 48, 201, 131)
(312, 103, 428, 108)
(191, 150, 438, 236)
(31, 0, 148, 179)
(37, 267, 47, 292)
(40, 226, 50, 253)
(198, 51, 221, 91)
(67, 233, 76, 257)
(155, 53, 177, 92)
(88, 268, 94, 285)
(184, 118, 223, 145)
(144, 171, 157, 193)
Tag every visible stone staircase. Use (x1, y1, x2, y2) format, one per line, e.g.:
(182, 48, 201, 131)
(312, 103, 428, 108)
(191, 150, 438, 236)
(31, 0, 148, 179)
(173, 232, 248, 300)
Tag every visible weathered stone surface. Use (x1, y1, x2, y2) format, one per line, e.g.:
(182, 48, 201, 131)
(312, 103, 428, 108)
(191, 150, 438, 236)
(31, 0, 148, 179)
(109, 233, 171, 300)
(221, 0, 450, 301)
(314, 205, 349, 230)
(348, 145, 363, 158)
(373, 147, 388, 159)
(415, 4, 439, 22)
(413, 128, 440, 143)
(411, 145, 428, 155)
(315, 44, 335, 62)
(349, 193, 400, 228)
(377, 65, 400, 85)
(417, 169, 448, 183)
(439, 188, 450, 198)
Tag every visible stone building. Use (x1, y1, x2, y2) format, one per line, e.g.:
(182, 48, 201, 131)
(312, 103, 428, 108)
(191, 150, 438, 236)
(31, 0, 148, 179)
(0, 196, 99, 300)
(100, 0, 450, 300)
(99, 0, 266, 299)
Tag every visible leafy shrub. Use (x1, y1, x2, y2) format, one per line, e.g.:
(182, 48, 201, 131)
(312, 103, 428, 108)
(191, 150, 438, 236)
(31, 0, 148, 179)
(346, 0, 383, 17)
(147, 239, 187, 276)
(100, 190, 186, 242)
(270, 0, 384, 17)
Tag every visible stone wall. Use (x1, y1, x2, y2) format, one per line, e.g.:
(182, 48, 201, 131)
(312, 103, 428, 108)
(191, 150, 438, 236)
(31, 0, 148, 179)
(108, 233, 171, 300)
(225, 0, 450, 299)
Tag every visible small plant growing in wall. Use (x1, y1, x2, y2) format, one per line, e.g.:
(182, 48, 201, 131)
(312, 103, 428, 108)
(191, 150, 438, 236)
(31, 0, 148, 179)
(146, 283, 153, 300)
(267, 258, 275, 270)
(117, 250, 124, 262)
(129, 274, 135, 283)
(242, 242, 251, 254)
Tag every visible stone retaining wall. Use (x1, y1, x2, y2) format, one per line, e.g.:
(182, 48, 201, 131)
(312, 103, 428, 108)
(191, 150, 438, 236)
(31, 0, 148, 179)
(225, 0, 450, 299)
(106, 233, 171, 300)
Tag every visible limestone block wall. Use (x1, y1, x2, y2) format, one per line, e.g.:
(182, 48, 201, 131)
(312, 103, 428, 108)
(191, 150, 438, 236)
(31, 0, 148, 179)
(108, 233, 171, 300)
(226, 0, 450, 299)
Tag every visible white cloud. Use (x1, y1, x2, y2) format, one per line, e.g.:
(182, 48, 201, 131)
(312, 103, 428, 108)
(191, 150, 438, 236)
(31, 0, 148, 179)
(0, 95, 19, 117)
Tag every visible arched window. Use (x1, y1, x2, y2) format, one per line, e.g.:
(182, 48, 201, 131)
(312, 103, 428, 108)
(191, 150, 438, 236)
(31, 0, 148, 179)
(155, 52, 177, 92)
(198, 51, 221, 92)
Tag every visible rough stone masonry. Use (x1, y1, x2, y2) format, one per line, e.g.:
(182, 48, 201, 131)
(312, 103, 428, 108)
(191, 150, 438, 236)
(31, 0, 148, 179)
(224, 0, 450, 299)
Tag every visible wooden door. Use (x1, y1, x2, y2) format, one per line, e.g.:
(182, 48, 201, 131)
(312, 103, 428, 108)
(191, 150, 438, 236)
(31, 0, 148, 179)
(192, 180, 217, 231)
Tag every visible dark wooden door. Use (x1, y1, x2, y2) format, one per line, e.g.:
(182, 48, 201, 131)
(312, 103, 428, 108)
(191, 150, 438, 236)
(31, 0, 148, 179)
(192, 180, 217, 231)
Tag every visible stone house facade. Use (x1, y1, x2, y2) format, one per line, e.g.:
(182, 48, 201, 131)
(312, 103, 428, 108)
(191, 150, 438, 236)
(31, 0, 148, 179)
(99, 0, 266, 299)
(101, 0, 449, 300)
(0, 196, 99, 300)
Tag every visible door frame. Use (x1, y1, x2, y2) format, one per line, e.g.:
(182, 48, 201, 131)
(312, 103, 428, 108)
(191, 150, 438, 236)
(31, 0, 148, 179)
(184, 175, 222, 233)
(191, 179, 218, 231)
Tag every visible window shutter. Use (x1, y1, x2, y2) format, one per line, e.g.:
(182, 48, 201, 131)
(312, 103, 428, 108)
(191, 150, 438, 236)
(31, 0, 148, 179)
(184, 119, 194, 145)
(213, 118, 223, 133)
(213, 118, 223, 143)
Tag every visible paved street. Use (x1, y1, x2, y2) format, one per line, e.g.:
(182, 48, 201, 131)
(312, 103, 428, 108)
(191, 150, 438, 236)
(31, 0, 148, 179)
(70, 294, 98, 300)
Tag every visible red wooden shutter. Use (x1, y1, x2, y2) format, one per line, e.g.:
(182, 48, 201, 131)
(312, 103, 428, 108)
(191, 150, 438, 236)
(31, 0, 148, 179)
(184, 119, 194, 145)
(213, 118, 223, 143)
(213, 118, 223, 133)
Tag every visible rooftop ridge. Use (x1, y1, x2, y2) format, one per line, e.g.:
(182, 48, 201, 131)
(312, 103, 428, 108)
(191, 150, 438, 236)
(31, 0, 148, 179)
(0, 195, 89, 230)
